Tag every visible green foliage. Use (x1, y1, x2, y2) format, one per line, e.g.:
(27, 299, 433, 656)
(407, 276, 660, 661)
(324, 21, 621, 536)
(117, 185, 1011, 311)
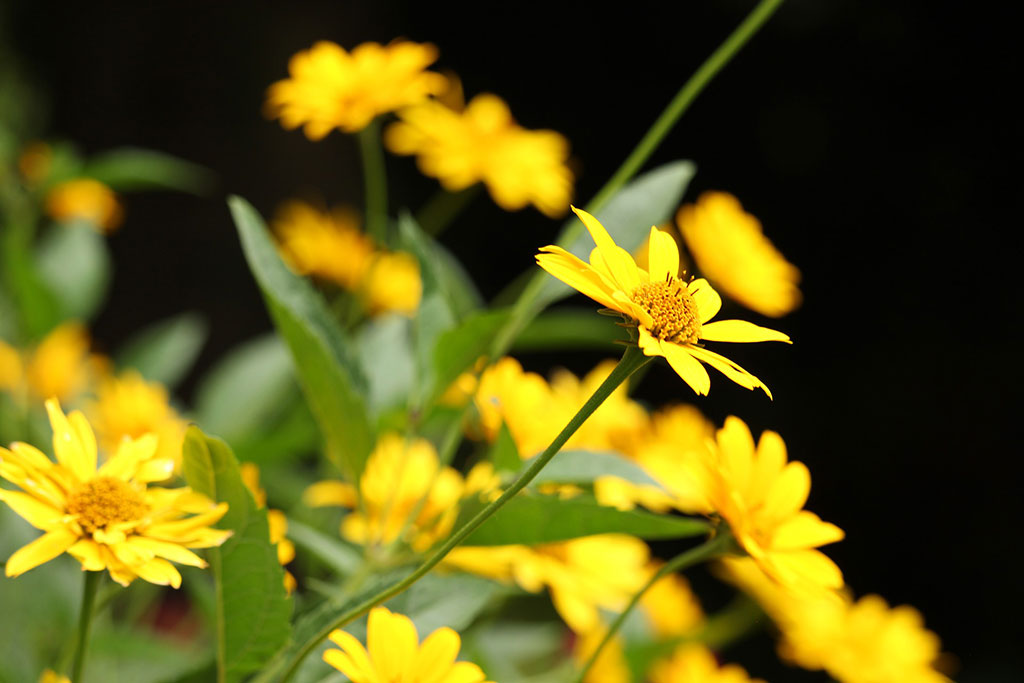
(35, 222, 111, 322)
(284, 519, 362, 576)
(230, 195, 373, 481)
(398, 211, 482, 321)
(490, 422, 522, 473)
(83, 147, 214, 194)
(116, 312, 207, 389)
(83, 629, 211, 683)
(425, 308, 511, 407)
(523, 449, 665, 488)
(0, 226, 61, 341)
(182, 427, 292, 683)
(355, 313, 415, 416)
(513, 308, 623, 351)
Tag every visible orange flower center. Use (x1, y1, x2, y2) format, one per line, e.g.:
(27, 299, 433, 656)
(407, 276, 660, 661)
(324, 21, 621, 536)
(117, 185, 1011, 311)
(629, 278, 701, 343)
(67, 476, 146, 533)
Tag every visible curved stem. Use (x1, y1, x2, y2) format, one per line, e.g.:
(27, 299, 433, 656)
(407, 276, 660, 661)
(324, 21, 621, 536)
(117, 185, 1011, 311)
(70, 570, 102, 682)
(575, 530, 738, 682)
(358, 119, 388, 243)
(278, 345, 653, 682)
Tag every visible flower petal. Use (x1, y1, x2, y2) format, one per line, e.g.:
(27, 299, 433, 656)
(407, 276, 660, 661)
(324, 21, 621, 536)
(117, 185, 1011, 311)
(98, 434, 159, 480)
(570, 207, 640, 292)
(413, 627, 461, 683)
(684, 345, 773, 399)
(4, 528, 78, 577)
(437, 661, 488, 683)
(133, 557, 182, 588)
(0, 490, 65, 530)
(646, 226, 680, 282)
(536, 249, 622, 311)
(304, 480, 358, 508)
(660, 342, 711, 397)
(368, 607, 417, 680)
(700, 320, 791, 343)
(761, 461, 811, 521)
(45, 399, 95, 483)
(771, 511, 845, 551)
(688, 279, 722, 324)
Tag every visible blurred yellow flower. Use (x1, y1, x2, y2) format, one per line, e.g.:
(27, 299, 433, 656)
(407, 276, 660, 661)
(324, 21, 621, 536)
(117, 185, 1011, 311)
(45, 178, 123, 233)
(21, 322, 104, 403)
(304, 433, 463, 550)
(363, 250, 423, 315)
(273, 200, 375, 290)
(650, 643, 765, 683)
(707, 417, 844, 595)
(575, 630, 630, 683)
(0, 339, 22, 392)
(38, 670, 69, 683)
(241, 463, 297, 593)
(266, 40, 446, 138)
(324, 606, 489, 683)
(18, 142, 53, 186)
(87, 370, 186, 470)
(0, 399, 231, 587)
(640, 567, 705, 638)
(386, 87, 573, 217)
(678, 192, 801, 318)
(536, 208, 790, 398)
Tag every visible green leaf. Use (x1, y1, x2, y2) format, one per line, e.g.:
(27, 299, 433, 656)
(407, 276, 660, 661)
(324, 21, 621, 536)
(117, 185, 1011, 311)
(83, 628, 211, 683)
(398, 211, 482, 320)
(194, 334, 298, 442)
(461, 493, 709, 545)
(1, 228, 61, 341)
(182, 426, 292, 683)
(230, 195, 373, 481)
(35, 222, 111, 321)
(522, 450, 665, 488)
(426, 308, 511, 406)
(537, 161, 696, 308)
(355, 313, 415, 416)
(285, 518, 362, 576)
(83, 147, 214, 194)
(116, 312, 207, 388)
(513, 308, 623, 351)
(490, 422, 522, 473)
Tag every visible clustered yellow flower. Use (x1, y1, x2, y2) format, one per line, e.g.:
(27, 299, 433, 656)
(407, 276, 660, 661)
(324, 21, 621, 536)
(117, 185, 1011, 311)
(273, 200, 422, 316)
(650, 644, 765, 683)
(323, 606, 489, 683)
(241, 463, 297, 593)
(0, 322, 105, 404)
(266, 40, 447, 138)
(0, 400, 231, 587)
(386, 82, 573, 217)
(536, 207, 790, 398)
(45, 178, 123, 233)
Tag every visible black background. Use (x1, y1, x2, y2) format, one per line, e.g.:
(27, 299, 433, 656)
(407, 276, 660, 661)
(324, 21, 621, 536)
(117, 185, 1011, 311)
(5, 0, 1021, 680)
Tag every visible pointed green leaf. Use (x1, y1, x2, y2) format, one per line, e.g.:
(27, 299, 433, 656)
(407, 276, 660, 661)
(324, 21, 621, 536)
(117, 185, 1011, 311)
(398, 211, 482, 320)
(490, 422, 522, 474)
(229, 195, 373, 480)
(83, 147, 214, 194)
(115, 312, 207, 388)
(513, 308, 623, 351)
(356, 313, 415, 415)
(427, 308, 512, 407)
(522, 450, 665, 488)
(35, 223, 111, 322)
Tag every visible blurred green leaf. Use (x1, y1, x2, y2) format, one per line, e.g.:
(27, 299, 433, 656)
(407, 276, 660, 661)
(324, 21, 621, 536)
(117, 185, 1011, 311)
(116, 312, 207, 389)
(465, 620, 572, 683)
(35, 222, 111, 321)
(83, 147, 214, 194)
(513, 308, 623, 351)
(230, 195, 373, 481)
(1, 227, 61, 341)
(228, 399, 320, 467)
(285, 519, 362, 576)
(460, 493, 709, 545)
(182, 427, 292, 683)
(194, 334, 297, 442)
(522, 450, 665, 488)
(490, 422, 522, 474)
(84, 628, 211, 683)
(398, 211, 482, 320)
(356, 314, 415, 416)
(426, 308, 511, 407)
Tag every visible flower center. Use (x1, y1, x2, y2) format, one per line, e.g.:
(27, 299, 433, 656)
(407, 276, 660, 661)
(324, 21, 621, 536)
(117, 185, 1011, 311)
(629, 277, 701, 343)
(66, 476, 147, 533)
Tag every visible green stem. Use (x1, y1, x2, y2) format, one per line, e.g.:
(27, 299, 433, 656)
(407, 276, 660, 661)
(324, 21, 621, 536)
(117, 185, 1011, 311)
(278, 345, 653, 682)
(211, 548, 227, 683)
(575, 531, 737, 682)
(489, 0, 786, 358)
(70, 570, 102, 683)
(357, 119, 389, 244)
(415, 186, 480, 237)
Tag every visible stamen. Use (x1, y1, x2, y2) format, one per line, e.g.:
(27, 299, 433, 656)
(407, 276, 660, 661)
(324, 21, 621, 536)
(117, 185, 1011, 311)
(629, 277, 701, 343)
(67, 476, 147, 533)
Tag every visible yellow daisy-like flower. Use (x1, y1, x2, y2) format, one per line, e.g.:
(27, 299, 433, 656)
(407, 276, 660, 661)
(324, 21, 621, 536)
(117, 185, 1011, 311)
(324, 606, 489, 683)
(87, 370, 186, 470)
(0, 399, 231, 587)
(650, 643, 765, 683)
(273, 200, 376, 290)
(240, 464, 297, 594)
(707, 417, 844, 595)
(362, 250, 423, 316)
(22, 322, 105, 403)
(386, 88, 573, 217)
(677, 192, 801, 318)
(266, 40, 446, 139)
(45, 178, 123, 233)
(536, 207, 790, 398)
(304, 433, 463, 551)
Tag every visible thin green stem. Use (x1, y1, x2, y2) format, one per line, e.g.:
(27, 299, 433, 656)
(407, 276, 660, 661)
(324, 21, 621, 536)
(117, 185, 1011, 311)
(70, 570, 102, 683)
(489, 0, 786, 358)
(211, 548, 227, 683)
(415, 186, 480, 237)
(357, 119, 389, 243)
(575, 531, 738, 682)
(278, 346, 653, 682)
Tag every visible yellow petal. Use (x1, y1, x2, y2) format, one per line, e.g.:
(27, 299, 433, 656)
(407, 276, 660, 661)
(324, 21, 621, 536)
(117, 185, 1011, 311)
(570, 206, 640, 292)
(761, 461, 811, 521)
(536, 248, 622, 311)
(323, 648, 373, 683)
(127, 536, 208, 568)
(699, 320, 791, 343)
(133, 557, 183, 588)
(98, 433, 159, 480)
(768, 549, 844, 591)
(45, 399, 95, 483)
(688, 279, 722, 324)
(0, 490, 65, 530)
(716, 417, 756, 495)
(413, 627, 461, 681)
(660, 342, 711, 396)
(685, 346, 773, 399)
(4, 528, 78, 577)
(368, 607, 417, 679)
(771, 511, 844, 551)
(646, 226, 680, 282)
(550, 585, 599, 633)
(437, 661, 487, 683)
(304, 480, 358, 508)
(68, 539, 106, 571)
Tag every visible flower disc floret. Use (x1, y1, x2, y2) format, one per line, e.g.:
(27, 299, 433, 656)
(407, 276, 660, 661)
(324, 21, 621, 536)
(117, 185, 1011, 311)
(67, 476, 147, 533)
(630, 276, 701, 344)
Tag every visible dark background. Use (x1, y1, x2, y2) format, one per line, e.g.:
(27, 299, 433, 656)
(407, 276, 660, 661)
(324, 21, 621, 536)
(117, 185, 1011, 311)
(4, 0, 1020, 680)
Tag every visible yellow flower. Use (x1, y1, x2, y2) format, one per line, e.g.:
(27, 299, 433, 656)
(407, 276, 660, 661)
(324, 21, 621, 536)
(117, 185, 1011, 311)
(0, 338, 22, 392)
(640, 567, 704, 638)
(241, 464, 297, 593)
(386, 87, 573, 217)
(0, 399, 231, 587)
(677, 192, 801, 318)
(706, 417, 844, 595)
(650, 643, 765, 683)
(87, 370, 186, 470)
(323, 606, 489, 683)
(363, 250, 423, 315)
(273, 200, 375, 289)
(574, 630, 630, 683)
(447, 534, 650, 634)
(45, 178, 123, 233)
(266, 40, 446, 138)
(38, 671, 70, 683)
(22, 322, 104, 403)
(536, 207, 790, 398)
(304, 433, 463, 550)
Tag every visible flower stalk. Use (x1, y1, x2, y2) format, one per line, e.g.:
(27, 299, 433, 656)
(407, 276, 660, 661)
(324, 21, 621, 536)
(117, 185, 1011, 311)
(357, 119, 389, 243)
(277, 344, 653, 682)
(70, 570, 102, 683)
(415, 185, 480, 236)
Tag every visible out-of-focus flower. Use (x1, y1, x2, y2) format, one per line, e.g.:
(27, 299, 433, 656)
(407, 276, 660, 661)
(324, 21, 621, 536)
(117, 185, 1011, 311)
(323, 606, 489, 683)
(266, 40, 446, 138)
(21, 322, 105, 403)
(386, 84, 572, 217)
(273, 200, 375, 290)
(640, 567, 705, 638)
(87, 370, 186, 471)
(38, 671, 69, 683)
(707, 417, 844, 595)
(0, 399, 231, 586)
(575, 630, 631, 683)
(362, 251, 422, 315)
(0, 339, 22, 392)
(536, 207, 790, 398)
(678, 192, 801, 318)
(241, 463, 297, 593)
(45, 178, 123, 233)
(18, 142, 53, 186)
(304, 433, 463, 550)
(650, 643, 765, 683)
(720, 557, 952, 683)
